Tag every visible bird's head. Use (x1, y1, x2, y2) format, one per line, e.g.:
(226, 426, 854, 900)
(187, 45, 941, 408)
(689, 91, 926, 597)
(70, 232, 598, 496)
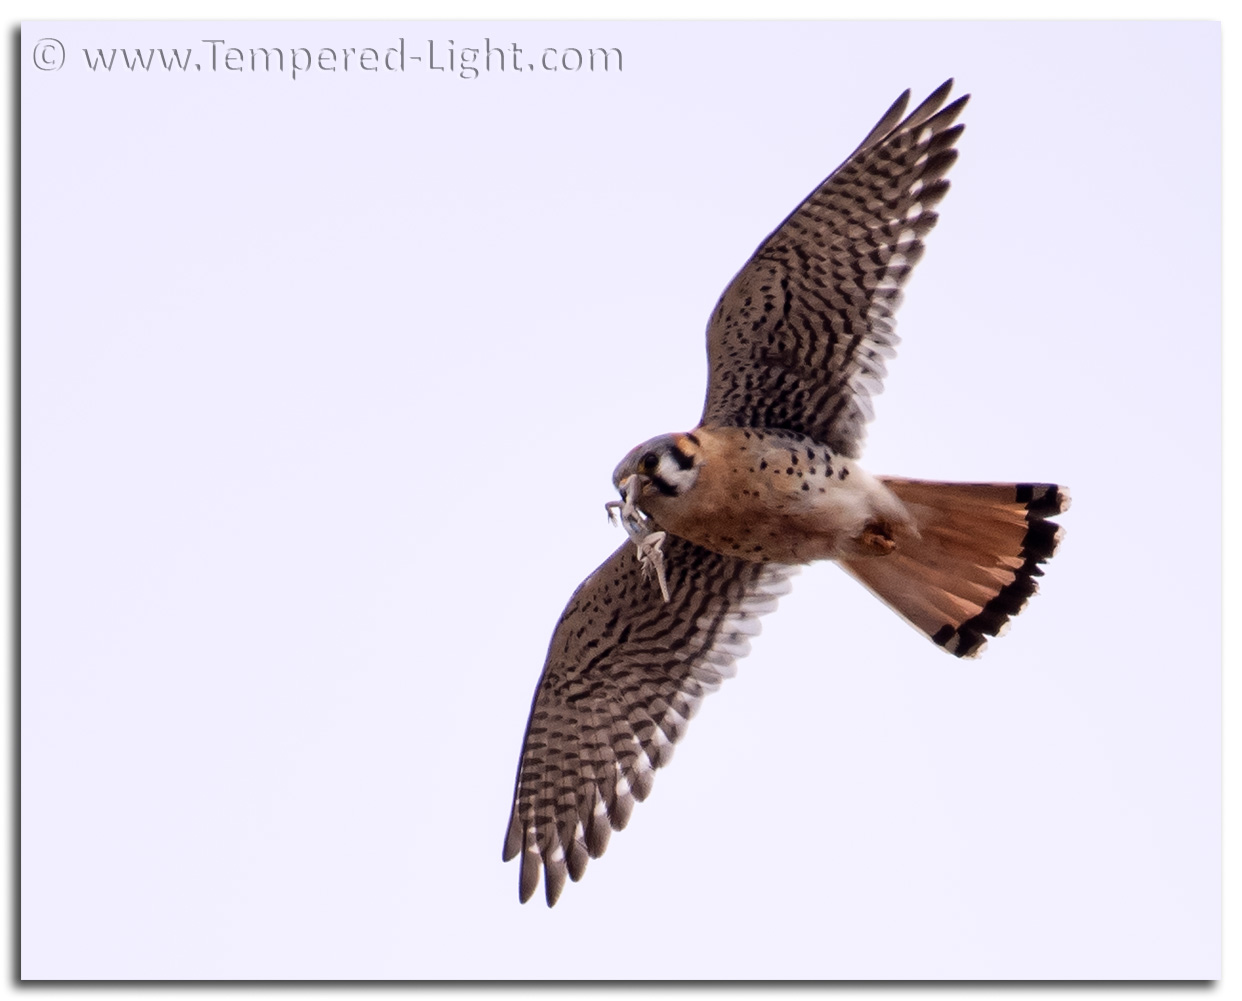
(612, 432, 703, 508)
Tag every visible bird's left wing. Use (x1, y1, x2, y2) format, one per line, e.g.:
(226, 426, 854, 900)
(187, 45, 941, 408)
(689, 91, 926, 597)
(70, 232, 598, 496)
(699, 80, 968, 458)
(503, 536, 796, 906)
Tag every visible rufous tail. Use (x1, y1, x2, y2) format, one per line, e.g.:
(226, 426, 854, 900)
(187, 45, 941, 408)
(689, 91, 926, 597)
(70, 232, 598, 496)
(839, 479, 1070, 658)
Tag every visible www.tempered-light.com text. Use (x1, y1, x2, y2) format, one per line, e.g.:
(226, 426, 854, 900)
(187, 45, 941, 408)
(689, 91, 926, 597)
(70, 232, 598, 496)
(77, 38, 623, 80)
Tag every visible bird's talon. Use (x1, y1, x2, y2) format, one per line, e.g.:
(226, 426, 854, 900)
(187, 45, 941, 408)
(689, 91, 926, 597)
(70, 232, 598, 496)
(858, 522, 897, 554)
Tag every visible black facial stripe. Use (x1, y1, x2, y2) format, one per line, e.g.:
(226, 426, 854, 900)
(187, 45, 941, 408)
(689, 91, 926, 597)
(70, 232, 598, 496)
(671, 446, 694, 471)
(650, 475, 678, 497)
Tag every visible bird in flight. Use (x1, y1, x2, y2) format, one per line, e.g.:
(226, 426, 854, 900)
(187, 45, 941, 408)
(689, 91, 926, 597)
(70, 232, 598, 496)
(503, 80, 1069, 907)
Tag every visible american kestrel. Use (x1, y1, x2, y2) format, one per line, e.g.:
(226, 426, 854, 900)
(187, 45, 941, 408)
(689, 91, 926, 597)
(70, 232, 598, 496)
(503, 80, 1069, 906)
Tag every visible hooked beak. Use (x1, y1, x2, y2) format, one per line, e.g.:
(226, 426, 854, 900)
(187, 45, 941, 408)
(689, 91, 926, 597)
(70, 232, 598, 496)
(615, 473, 648, 504)
(610, 473, 648, 531)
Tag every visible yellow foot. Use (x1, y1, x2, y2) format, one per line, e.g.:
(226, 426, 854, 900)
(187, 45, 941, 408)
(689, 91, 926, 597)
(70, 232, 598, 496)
(858, 523, 897, 554)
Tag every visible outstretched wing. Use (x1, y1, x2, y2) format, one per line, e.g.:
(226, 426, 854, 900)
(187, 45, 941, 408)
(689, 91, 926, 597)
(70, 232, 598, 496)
(503, 536, 796, 906)
(700, 79, 969, 458)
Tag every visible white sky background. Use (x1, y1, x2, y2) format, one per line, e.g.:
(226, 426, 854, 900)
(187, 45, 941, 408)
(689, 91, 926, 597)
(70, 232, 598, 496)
(19, 21, 1220, 979)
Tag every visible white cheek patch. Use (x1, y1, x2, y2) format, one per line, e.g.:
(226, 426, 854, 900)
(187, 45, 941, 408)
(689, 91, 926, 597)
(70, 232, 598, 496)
(656, 453, 697, 494)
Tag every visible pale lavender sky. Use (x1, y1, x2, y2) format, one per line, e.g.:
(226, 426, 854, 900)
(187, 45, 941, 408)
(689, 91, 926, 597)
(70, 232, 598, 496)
(21, 20, 1220, 979)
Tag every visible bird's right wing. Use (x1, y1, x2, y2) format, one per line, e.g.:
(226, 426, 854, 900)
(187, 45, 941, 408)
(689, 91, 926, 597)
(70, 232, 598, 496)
(503, 536, 796, 906)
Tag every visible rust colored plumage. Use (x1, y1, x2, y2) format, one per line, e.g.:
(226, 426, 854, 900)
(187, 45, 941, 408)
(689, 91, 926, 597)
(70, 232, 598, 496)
(840, 479, 1070, 658)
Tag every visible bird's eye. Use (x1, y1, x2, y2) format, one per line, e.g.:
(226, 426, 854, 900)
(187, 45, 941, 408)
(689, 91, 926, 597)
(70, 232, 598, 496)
(641, 452, 659, 472)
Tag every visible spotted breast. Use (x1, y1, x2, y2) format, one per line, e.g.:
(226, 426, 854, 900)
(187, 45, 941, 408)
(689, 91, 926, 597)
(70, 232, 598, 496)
(618, 426, 916, 564)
